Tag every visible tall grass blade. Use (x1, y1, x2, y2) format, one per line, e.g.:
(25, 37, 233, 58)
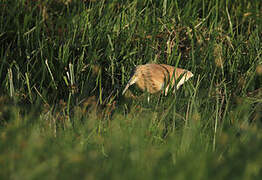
(8, 68, 15, 98)
(45, 59, 58, 90)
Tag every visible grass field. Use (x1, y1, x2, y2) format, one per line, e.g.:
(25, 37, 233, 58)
(1, 0, 262, 179)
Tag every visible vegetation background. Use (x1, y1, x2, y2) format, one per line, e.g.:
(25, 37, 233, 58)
(0, 0, 262, 179)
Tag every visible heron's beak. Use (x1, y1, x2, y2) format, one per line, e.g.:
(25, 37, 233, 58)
(122, 76, 138, 95)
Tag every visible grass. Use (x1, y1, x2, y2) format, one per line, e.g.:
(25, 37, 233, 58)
(0, 0, 262, 179)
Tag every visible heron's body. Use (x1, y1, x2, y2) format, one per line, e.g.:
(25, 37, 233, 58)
(122, 64, 193, 95)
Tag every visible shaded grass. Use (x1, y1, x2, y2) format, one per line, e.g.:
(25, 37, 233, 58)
(0, 0, 262, 179)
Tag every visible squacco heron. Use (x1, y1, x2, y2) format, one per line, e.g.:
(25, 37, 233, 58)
(122, 63, 193, 96)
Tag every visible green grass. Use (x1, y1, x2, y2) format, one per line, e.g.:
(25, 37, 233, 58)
(1, 0, 262, 179)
